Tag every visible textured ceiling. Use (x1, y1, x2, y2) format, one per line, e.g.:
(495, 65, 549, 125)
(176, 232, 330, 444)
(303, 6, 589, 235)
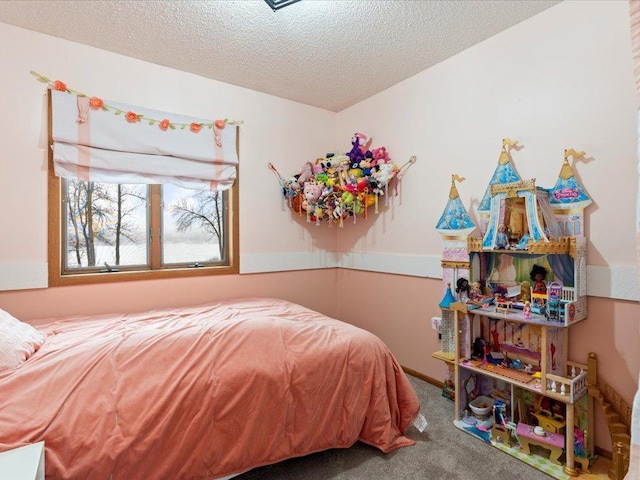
(0, 0, 560, 112)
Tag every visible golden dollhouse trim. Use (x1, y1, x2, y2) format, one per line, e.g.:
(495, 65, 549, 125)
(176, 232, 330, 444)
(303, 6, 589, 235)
(441, 260, 470, 269)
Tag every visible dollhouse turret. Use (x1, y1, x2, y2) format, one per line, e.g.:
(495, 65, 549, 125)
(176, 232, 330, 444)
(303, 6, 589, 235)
(477, 138, 522, 235)
(435, 174, 476, 289)
(438, 285, 458, 359)
(548, 149, 592, 237)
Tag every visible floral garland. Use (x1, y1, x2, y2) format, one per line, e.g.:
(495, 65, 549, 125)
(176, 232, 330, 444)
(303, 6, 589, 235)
(269, 133, 415, 227)
(30, 71, 243, 132)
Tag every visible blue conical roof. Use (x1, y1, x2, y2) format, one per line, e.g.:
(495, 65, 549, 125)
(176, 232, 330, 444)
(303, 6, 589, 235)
(439, 285, 458, 309)
(478, 148, 522, 212)
(435, 175, 475, 235)
(548, 158, 592, 209)
(435, 197, 475, 231)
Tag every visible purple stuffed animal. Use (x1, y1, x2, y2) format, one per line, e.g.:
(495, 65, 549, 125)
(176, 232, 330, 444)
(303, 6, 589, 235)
(347, 133, 369, 167)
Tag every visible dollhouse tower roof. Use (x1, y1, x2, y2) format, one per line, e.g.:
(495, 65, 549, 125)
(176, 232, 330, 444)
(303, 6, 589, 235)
(439, 283, 458, 309)
(548, 149, 592, 211)
(478, 138, 522, 213)
(435, 174, 476, 236)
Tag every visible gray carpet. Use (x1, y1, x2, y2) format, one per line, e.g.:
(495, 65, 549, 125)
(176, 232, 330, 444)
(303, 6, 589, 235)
(236, 375, 552, 480)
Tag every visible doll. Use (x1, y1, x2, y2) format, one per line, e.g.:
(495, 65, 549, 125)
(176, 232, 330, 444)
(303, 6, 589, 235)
(469, 282, 483, 301)
(456, 277, 471, 303)
(467, 281, 487, 306)
(495, 224, 509, 249)
(523, 300, 532, 319)
(530, 264, 548, 294)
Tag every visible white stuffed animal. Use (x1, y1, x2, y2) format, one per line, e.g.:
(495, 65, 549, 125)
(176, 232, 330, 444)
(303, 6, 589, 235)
(374, 162, 395, 186)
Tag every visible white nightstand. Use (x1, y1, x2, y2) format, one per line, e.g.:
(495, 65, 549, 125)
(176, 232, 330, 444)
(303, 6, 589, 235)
(0, 442, 45, 480)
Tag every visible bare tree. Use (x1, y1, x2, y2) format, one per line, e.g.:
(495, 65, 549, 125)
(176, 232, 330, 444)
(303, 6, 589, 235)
(105, 184, 145, 264)
(169, 191, 224, 248)
(65, 181, 144, 267)
(66, 181, 112, 266)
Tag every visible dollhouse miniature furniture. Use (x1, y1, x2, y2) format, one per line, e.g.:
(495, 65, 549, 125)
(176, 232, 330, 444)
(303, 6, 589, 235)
(492, 423, 512, 447)
(533, 404, 566, 434)
(434, 142, 593, 476)
(0, 442, 45, 480)
(493, 298, 513, 315)
(517, 423, 564, 465)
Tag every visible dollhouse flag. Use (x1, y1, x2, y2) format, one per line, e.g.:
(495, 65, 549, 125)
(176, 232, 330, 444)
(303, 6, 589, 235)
(50, 90, 238, 191)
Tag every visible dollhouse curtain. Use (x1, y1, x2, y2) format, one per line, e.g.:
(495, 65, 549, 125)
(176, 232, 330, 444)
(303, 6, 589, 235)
(627, 2, 640, 478)
(50, 90, 238, 191)
(486, 253, 574, 287)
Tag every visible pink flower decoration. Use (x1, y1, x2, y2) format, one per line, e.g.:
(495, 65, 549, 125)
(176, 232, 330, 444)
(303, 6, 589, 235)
(53, 80, 67, 92)
(159, 119, 171, 131)
(190, 123, 202, 133)
(214, 119, 226, 129)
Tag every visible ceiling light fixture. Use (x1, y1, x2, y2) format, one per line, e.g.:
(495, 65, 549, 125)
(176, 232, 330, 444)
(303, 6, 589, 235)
(264, 0, 302, 11)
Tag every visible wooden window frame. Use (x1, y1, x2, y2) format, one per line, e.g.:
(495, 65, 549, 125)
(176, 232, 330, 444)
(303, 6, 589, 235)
(47, 98, 239, 287)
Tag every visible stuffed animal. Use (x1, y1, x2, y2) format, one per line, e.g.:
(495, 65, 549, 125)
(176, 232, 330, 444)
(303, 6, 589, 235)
(371, 146, 390, 166)
(312, 159, 325, 175)
(359, 158, 372, 176)
(373, 162, 395, 186)
(348, 167, 363, 182)
(341, 191, 363, 215)
(347, 133, 370, 166)
(333, 154, 351, 186)
(320, 154, 336, 171)
(321, 185, 334, 199)
(302, 181, 323, 211)
(291, 161, 314, 190)
(315, 173, 329, 184)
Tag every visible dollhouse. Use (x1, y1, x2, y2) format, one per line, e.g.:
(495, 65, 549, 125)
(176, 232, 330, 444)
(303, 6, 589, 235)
(433, 140, 593, 477)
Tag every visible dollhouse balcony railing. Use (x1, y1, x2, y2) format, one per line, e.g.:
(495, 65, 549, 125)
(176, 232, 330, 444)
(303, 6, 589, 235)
(528, 237, 575, 255)
(544, 360, 589, 403)
(560, 286, 575, 302)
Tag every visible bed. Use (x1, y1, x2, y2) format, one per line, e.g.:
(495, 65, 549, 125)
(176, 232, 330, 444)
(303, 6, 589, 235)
(0, 297, 422, 479)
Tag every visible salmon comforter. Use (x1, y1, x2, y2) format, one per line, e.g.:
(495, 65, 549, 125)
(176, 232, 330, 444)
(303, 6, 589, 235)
(0, 298, 421, 479)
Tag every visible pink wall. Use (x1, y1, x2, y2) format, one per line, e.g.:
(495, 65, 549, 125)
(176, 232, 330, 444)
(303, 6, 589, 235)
(0, 270, 339, 324)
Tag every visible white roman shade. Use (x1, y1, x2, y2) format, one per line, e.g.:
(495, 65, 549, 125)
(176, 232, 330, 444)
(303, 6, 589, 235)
(51, 89, 238, 191)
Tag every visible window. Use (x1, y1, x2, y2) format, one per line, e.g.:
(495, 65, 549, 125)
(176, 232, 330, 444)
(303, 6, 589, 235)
(47, 88, 240, 286)
(49, 176, 238, 286)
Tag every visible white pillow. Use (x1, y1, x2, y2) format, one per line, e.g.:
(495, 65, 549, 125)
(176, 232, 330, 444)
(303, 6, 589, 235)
(0, 308, 46, 372)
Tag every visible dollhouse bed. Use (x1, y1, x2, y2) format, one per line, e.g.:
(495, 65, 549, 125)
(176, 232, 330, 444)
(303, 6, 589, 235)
(0, 297, 422, 479)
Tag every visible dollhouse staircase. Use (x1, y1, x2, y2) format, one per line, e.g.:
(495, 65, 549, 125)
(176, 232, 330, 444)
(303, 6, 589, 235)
(587, 353, 631, 480)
